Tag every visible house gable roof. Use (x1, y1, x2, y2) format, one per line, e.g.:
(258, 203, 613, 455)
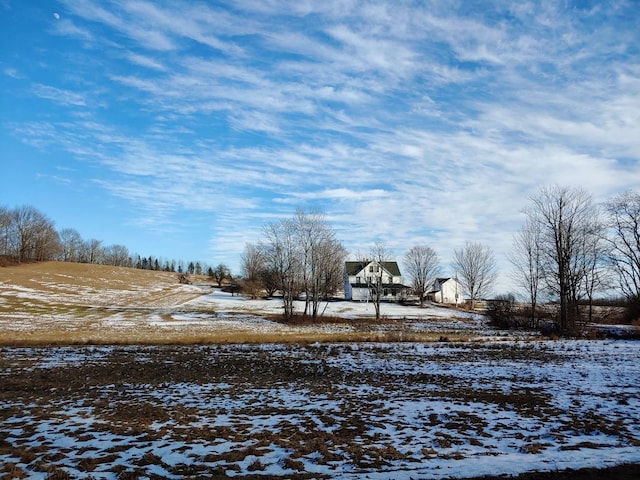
(345, 261, 402, 276)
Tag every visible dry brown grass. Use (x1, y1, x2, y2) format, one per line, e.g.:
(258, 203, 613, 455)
(0, 326, 470, 346)
(0, 262, 216, 345)
(0, 261, 204, 307)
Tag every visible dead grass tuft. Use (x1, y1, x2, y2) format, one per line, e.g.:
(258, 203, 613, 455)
(283, 456, 306, 471)
(247, 458, 266, 471)
(1, 463, 28, 479)
(520, 442, 552, 454)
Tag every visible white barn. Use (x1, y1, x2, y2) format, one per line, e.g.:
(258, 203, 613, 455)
(428, 277, 464, 305)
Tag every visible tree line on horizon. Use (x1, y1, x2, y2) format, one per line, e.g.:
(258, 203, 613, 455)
(2, 184, 639, 335)
(0, 204, 229, 281)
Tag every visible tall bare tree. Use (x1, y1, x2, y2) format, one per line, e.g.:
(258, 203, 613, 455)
(261, 210, 346, 319)
(293, 209, 347, 319)
(526, 185, 598, 333)
(81, 238, 103, 264)
(33, 221, 61, 261)
(606, 190, 640, 320)
(102, 244, 130, 267)
(315, 237, 347, 301)
(368, 242, 391, 320)
(577, 210, 608, 323)
(0, 205, 14, 258)
(510, 217, 543, 328)
(452, 241, 497, 309)
(241, 243, 264, 281)
(404, 245, 440, 306)
(262, 217, 301, 318)
(240, 242, 265, 298)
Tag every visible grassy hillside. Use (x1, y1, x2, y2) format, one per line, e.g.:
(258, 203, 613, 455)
(0, 261, 206, 307)
(0, 262, 209, 344)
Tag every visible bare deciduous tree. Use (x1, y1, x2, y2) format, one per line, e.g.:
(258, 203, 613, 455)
(260, 266, 280, 298)
(510, 217, 543, 328)
(526, 185, 598, 334)
(102, 244, 130, 267)
(577, 210, 608, 323)
(59, 228, 83, 262)
(240, 242, 266, 298)
(369, 242, 391, 320)
(241, 243, 264, 282)
(0, 205, 13, 258)
(404, 245, 440, 306)
(80, 238, 103, 264)
(315, 237, 347, 302)
(11, 205, 59, 262)
(294, 209, 347, 319)
(452, 241, 497, 309)
(606, 190, 640, 321)
(33, 221, 61, 261)
(263, 217, 301, 318)
(261, 210, 346, 319)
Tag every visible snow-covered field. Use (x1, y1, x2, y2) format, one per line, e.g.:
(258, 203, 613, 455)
(1, 339, 639, 479)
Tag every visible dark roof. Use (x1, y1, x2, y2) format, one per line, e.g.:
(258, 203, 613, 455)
(345, 260, 401, 276)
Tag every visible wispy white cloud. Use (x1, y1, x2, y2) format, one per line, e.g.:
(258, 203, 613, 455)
(32, 84, 88, 107)
(3, 68, 21, 79)
(125, 52, 166, 71)
(51, 17, 94, 41)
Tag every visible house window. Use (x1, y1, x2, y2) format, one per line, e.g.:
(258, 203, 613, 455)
(388, 276, 393, 284)
(369, 265, 379, 273)
(356, 276, 361, 284)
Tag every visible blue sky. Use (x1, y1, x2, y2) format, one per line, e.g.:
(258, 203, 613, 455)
(1, 1, 639, 293)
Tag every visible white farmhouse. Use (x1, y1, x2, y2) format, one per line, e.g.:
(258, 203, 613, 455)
(344, 260, 409, 301)
(428, 277, 464, 305)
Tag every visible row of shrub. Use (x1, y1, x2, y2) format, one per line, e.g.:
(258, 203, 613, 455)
(486, 295, 639, 338)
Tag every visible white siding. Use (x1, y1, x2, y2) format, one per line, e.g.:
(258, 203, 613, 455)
(433, 279, 463, 304)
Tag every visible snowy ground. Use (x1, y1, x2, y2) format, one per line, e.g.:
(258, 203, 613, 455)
(197, 288, 478, 319)
(1, 340, 639, 479)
